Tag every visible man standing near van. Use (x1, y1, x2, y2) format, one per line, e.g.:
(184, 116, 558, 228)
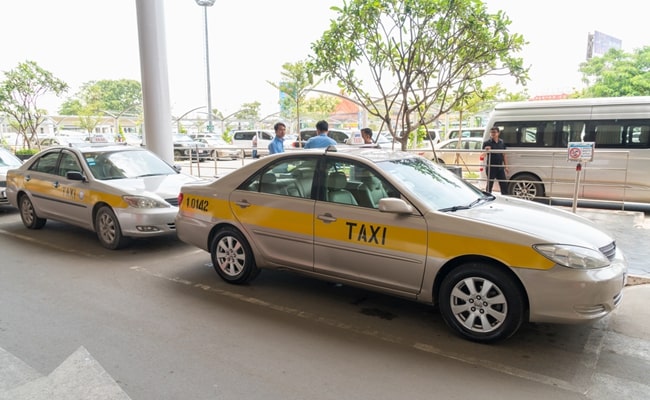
(268, 122, 286, 154)
(304, 120, 337, 149)
(483, 126, 509, 194)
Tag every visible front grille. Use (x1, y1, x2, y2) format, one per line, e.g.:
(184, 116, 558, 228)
(599, 241, 617, 261)
(166, 197, 179, 207)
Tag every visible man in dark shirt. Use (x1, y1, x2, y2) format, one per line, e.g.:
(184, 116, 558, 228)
(482, 126, 509, 194)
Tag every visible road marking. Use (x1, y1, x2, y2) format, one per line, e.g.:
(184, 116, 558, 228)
(129, 264, 590, 395)
(0, 228, 103, 258)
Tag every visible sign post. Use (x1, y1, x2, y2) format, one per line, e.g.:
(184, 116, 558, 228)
(567, 142, 594, 213)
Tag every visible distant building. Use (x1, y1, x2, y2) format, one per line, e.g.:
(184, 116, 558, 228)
(586, 31, 622, 59)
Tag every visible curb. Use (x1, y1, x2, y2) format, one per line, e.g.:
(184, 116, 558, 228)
(626, 275, 650, 286)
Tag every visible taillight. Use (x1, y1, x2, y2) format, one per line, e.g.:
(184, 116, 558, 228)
(479, 154, 484, 172)
(177, 193, 183, 206)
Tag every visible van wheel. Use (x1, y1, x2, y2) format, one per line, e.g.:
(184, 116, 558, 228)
(508, 173, 544, 201)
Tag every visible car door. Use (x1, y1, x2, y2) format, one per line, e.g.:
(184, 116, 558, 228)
(25, 149, 90, 226)
(229, 156, 318, 271)
(313, 157, 428, 295)
(48, 150, 91, 226)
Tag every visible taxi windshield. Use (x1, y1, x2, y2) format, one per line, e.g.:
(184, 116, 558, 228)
(376, 156, 486, 211)
(84, 149, 177, 180)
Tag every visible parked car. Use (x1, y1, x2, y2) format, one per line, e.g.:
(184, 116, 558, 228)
(6, 145, 199, 249)
(231, 130, 274, 157)
(288, 128, 351, 148)
(0, 147, 23, 206)
(38, 136, 86, 148)
(419, 137, 484, 172)
(446, 127, 485, 140)
(197, 137, 241, 160)
(175, 147, 626, 343)
(172, 134, 210, 161)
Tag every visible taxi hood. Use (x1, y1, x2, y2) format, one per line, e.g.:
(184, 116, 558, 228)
(101, 173, 198, 200)
(458, 196, 614, 248)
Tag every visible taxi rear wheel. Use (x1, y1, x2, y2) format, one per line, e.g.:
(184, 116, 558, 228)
(95, 206, 130, 250)
(210, 228, 259, 284)
(439, 264, 525, 343)
(18, 194, 46, 229)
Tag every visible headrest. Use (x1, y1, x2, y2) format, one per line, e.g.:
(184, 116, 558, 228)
(261, 173, 276, 183)
(327, 171, 347, 189)
(361, 176, 382, 190)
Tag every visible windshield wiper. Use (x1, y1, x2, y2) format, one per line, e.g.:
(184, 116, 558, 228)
(439, 204, 471, 212)
(440, 195, 492, 212)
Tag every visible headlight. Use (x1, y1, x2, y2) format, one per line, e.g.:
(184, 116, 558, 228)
(122, 195, 170, 209)
(533, 244, 610, 269)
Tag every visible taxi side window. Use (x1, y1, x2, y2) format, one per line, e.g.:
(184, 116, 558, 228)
(29, 151, 60, 175)
(323, 160, 394, 209)
(58, 152, 82, 177)
(240, 158, 317, 199)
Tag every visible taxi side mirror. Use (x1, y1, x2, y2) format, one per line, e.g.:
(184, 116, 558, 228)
(66, 171, 86, 182)
(378, 198, 413, 214)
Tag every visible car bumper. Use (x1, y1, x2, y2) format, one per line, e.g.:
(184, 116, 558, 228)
(114, 207, 179, 237)
(517, 251, 627, 323)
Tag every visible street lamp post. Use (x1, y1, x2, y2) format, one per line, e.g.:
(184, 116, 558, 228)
(195, 0, 216, 132)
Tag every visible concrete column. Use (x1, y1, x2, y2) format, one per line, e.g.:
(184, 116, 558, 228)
(135, 0, 173, 164)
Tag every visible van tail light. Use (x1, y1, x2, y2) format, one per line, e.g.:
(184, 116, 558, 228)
(479, 154, 484, 172)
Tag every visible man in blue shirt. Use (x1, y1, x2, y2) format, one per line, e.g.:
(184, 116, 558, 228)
(268, 122, 286, 154)
(304, 120, 337, 149)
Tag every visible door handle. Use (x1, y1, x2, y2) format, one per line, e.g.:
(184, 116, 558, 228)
(234, 199, 251, 208)
(317, 213, 336, 223)
(53, 181, 60, 188)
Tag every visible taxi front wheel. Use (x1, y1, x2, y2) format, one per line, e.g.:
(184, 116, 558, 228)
(19, 194, 46, 229)
(210, 227, 259, 284)
(438, 264, 525, 343)
(95, 206, 130, 250)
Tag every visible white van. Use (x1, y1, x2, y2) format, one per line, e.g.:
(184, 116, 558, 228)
(483, 97, 650, 204)
(231, 130, 274, 157)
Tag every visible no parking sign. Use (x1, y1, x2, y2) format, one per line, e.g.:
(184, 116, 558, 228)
(568, 142, 594, 162)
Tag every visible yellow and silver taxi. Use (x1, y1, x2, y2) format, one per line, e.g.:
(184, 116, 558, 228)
(175, 147, 627, 343)
(6, 145, 199, 249)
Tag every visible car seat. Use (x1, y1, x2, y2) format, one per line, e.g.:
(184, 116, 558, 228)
(326, 171, 358, 205)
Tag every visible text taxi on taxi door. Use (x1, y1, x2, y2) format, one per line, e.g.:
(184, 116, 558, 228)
(175, 146, 627, 343)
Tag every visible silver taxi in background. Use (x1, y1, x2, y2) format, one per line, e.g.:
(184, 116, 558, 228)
(6, 145, 199, 249)
(0, 147, 23, 206)
(175, 147, 627, 343)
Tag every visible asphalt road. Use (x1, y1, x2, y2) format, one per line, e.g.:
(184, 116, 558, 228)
(1, 209, 649, 399)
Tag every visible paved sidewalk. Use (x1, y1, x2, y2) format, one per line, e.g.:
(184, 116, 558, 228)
(572, 208, 650, 282)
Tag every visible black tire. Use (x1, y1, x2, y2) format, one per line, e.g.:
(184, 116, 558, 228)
(210, 227, 259, 284)
(18, 194, 46, 229)
(95, 206, 130, 250)
(507, 173, 544, 201)
(438, 263, 525, 343)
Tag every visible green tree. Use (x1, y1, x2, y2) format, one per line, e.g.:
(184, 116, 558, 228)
(302, 95, 339, 122)
(309, 0, 528, 150)
(60, 79, 142, 140)
(578, 47, 650, 97)
(233, 101, 261, 127)
(268, 61, 320, 136)
(0, 60, 68, 149)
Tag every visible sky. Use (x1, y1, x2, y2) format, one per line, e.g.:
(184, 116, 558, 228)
(0, 0, 647, 121)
